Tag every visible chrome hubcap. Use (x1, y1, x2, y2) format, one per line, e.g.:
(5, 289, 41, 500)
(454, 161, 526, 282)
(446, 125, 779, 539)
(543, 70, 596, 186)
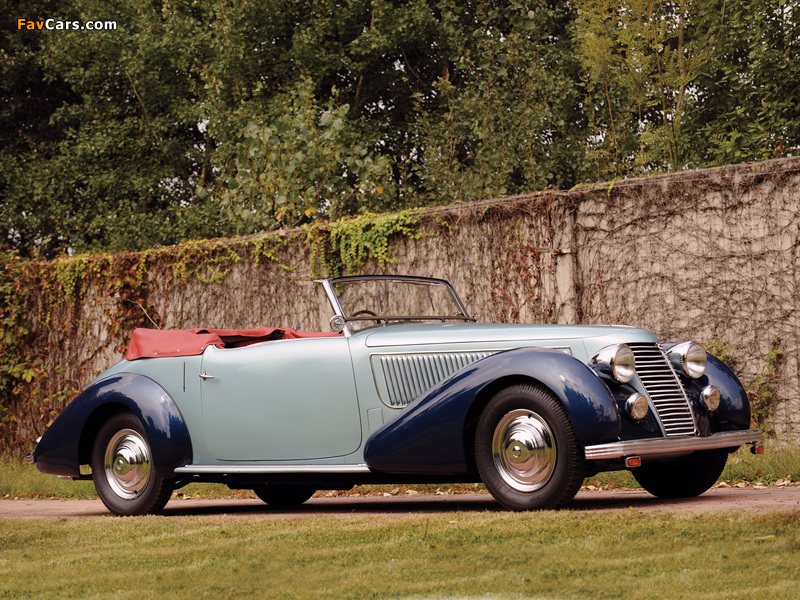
(492, 409, 556, 492)
(103, 429, 151, 500)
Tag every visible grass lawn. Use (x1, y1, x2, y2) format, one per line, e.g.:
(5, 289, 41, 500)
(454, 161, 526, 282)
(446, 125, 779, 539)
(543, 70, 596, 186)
(1, 445, 799, 598)
(1, 509, 799, 599)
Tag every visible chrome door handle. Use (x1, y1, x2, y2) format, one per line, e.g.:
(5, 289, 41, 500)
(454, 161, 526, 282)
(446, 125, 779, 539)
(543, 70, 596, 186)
(199, 371, 215, 380)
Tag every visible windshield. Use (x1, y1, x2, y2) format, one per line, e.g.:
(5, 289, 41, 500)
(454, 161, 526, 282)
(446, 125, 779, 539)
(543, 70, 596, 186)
(325, 276, 472, 331)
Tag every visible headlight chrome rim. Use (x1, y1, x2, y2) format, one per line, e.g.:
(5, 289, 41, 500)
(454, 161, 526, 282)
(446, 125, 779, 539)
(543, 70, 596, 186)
(701, 386, 721, 412)
(592, 344, 636, 384)
(667, 341, 707, 379)
(626, 393, 649, 421)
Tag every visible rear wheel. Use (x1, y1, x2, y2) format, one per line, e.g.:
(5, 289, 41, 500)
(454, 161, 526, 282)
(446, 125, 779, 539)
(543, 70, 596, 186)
(252, 485, 316, 507)
(91, 412, 173, 516)
(632, 448, 729, 499)
(475, 384, 585, 511)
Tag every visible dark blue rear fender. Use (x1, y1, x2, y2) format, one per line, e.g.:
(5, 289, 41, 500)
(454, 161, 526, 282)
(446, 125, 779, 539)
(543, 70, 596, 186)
(364, 348, 620, 475)
(34, 373, 191, 479)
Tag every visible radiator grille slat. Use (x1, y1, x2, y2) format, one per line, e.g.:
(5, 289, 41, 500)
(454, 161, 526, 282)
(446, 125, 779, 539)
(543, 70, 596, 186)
(628, 342, 697, 437)
(378, 352, 496, 407)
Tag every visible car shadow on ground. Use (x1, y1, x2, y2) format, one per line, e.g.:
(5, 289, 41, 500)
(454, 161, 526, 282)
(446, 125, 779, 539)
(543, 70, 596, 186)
(159, 486, 800, 517)
(157, 490, 699, 517)
(5, 487, 796, 519)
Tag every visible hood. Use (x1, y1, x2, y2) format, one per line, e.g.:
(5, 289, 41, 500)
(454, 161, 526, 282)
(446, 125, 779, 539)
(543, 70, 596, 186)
(363, 322, 658, 349)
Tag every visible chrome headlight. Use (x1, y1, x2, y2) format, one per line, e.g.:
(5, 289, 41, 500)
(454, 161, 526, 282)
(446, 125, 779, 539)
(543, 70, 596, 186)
(591, 344, 636, 383)
(701, 386, 721, 411)
(626, 393, 649, 421)
(667, 341, 707, 379)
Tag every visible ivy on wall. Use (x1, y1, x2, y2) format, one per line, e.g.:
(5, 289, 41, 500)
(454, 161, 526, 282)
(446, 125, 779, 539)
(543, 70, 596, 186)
(0, 234, 295, 452)
(0, 254, 38, 433)
(2, 165, 795, 451)
(473, 192, 565, 324)
(0, 210, 435, 452)
(707, 340, 784, 431)
(306, 210, 427, 278)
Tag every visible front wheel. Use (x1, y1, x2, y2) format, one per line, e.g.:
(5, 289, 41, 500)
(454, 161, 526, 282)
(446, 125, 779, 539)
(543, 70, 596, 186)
(632, 448, 730, 499)
(91, 412, 173, 516)
(475, 384, 585, 511)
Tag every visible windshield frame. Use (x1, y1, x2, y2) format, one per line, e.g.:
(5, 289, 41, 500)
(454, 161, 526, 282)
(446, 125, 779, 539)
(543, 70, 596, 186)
(317, 275, 474, 336)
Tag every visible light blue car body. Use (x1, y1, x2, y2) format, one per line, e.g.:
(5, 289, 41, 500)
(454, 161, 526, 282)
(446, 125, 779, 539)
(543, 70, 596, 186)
(92, 322, 656, 467)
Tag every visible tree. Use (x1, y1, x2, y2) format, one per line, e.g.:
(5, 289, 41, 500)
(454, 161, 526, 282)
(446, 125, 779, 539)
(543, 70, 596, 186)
(575, 0, 718, 175)
(2, 0, 799, 258)
(685, 0, 800, 164)
(575, 0, 800, 175)
(412, 1, 586, 201)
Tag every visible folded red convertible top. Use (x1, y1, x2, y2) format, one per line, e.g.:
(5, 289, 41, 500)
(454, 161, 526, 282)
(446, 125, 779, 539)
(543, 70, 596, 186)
(126, 327, 340, 360)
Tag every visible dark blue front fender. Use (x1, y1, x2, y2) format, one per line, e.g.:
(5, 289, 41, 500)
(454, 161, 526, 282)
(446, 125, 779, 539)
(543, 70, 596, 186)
(364, 348, 620, 475)
(694, 353, 751, 433)
(34, 372, 191, 478)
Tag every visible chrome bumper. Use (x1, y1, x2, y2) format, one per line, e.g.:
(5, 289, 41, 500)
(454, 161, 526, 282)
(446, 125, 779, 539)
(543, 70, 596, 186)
(584, 429, 763, 461)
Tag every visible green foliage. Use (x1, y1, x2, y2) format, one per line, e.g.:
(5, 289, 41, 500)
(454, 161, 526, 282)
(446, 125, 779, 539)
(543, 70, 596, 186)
(214, 79, 396, 232)
(705, 340, 736, 369)
(575, 0, 800, 174)
(687, 1, 800, 164)
(576, 0, 719, 174)
(306, 210, 425, 278)
(705, 339, 784, 430)
(3, 0, 800, 258)
(748, 340, 784, 431)
(0, 253, 37, 440)
(412, 1, 586, 201)
(0, 255, 32, 393)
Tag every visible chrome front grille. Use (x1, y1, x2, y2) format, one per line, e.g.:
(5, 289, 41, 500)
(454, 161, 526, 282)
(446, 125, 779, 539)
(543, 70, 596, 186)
(628, 342, 697, 437)
(375, 351, 497, 407)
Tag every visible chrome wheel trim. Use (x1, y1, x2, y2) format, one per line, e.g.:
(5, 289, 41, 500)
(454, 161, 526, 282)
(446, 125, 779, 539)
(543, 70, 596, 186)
(491, 409, 557, 492)
(103, 428, 152, 500)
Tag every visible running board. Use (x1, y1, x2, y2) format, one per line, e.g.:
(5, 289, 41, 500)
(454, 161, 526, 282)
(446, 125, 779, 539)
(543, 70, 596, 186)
(174, 463, 371, 475)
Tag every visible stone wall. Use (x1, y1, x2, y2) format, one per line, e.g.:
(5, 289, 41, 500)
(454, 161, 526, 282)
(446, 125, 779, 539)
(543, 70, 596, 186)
(14, 157, 800, 445)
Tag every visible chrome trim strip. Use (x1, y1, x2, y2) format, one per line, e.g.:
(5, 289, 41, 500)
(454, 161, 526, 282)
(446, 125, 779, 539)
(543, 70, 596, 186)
(369, 347, 573, 357)
(174, 463, 371, 474)
(584, 429, 762, 461)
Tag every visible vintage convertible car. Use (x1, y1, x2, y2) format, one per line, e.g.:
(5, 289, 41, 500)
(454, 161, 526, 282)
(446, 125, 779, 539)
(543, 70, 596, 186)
(32, 275, 762, 515)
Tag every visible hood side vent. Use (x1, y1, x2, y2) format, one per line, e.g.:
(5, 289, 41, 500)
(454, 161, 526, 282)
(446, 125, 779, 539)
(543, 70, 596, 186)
(375, 351, 497, 408)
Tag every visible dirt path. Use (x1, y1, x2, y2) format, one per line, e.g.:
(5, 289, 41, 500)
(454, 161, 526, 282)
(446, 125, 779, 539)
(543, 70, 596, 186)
(2, 486, 799, 519)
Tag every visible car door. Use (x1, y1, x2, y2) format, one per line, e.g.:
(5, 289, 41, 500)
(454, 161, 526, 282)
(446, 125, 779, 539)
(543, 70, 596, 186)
(199, 337, 362, 461)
